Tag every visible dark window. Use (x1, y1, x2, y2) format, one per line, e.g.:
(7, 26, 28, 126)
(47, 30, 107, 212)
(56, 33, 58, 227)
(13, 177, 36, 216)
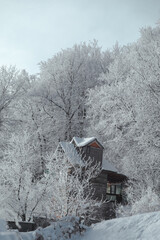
(107, 183, 111, 194)
(110, 185, 116, 194)
(116, 184, 122, 194)
(107, 183, 122, 195)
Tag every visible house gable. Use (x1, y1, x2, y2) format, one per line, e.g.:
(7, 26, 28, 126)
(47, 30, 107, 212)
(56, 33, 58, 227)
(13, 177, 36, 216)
(71, 137, 96, 147)
(89, 141, 101, 148)
(71, 137, 104, 167)
(71, 137, 104, 149)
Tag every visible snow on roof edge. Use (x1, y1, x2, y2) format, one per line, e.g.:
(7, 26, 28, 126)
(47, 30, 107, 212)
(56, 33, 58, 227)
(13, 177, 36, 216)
(71, 137, 96, 147)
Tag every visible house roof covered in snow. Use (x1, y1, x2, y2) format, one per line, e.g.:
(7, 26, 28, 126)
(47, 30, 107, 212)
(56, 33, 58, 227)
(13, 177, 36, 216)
(59, 137, 118, 173)
(59, 141, 84, 166)
(102, 159, 117, 172)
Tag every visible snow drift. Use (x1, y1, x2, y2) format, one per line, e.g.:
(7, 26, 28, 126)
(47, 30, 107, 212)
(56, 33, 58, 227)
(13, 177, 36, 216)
(80, 211, 160, 240)
(1, 211, 160, 239)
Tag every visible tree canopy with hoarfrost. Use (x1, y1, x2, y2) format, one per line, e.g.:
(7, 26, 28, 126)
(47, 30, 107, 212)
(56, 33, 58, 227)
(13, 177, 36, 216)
(36, 41, 112, 143)
(87, 24, 160, 214)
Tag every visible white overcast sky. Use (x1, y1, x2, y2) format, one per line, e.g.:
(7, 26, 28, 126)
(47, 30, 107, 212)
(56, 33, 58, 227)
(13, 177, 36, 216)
(0, 0, 160, 74)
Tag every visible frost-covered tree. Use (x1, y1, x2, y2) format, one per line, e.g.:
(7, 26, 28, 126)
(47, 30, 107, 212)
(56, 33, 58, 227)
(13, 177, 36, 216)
(0, 130, 103, 222)
(0, 66, 29, 156)
(87, 24, 160, 168)
(0, 66, 30, 129)
(120, 25, 160, 179)
(8, 71, 48, 177)
(0, 131, 50, 221)
(14, 97, 48, 176)
(87, 44, 134, 169)
(45, 146, 102, 220)
(36, 41, 111, 145)
(87, 24, 160, 215)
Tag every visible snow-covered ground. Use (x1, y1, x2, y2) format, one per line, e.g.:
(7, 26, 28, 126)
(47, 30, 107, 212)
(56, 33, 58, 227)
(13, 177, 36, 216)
(0, 216, 83, 240)
(1, 211, 160, 239)
(80, 211, 160, 240)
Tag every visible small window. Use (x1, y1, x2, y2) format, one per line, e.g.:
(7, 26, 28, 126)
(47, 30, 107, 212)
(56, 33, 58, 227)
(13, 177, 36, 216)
(110, 185, 116, 194)
(107, 183, 111, 194)
(107, 183, 122, 195)
(116, 184, 122, 195)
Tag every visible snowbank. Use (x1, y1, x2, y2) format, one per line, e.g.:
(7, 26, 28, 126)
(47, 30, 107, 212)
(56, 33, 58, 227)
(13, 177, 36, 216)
(0, 216, 84, 240)
(0, 230, 39, 240)
(1, 211, 160, 239)
(80, 211, 160, 240)
(0, 231, 35, 240)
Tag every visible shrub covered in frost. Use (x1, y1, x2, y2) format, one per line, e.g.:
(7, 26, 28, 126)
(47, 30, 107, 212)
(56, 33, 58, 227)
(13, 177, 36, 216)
(117, 187, 160, 217)
(34, 216, 87, 240)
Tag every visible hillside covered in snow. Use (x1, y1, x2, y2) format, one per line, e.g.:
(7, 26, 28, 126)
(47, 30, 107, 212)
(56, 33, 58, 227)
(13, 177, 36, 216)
(80, 211, 160, 240)
(1, 211, 160, 239)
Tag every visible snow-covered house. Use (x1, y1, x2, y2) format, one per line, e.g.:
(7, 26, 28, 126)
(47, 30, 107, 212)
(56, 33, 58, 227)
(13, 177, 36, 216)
(57, 137, 127, 219)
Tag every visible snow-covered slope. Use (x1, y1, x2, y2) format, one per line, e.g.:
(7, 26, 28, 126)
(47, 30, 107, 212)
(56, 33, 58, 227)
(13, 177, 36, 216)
(1, 211, 160, 239)
(80, 211, 160, 240)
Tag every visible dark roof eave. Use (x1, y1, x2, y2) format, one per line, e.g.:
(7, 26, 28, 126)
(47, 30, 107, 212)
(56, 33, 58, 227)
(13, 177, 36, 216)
(101, 169, 128, 181)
